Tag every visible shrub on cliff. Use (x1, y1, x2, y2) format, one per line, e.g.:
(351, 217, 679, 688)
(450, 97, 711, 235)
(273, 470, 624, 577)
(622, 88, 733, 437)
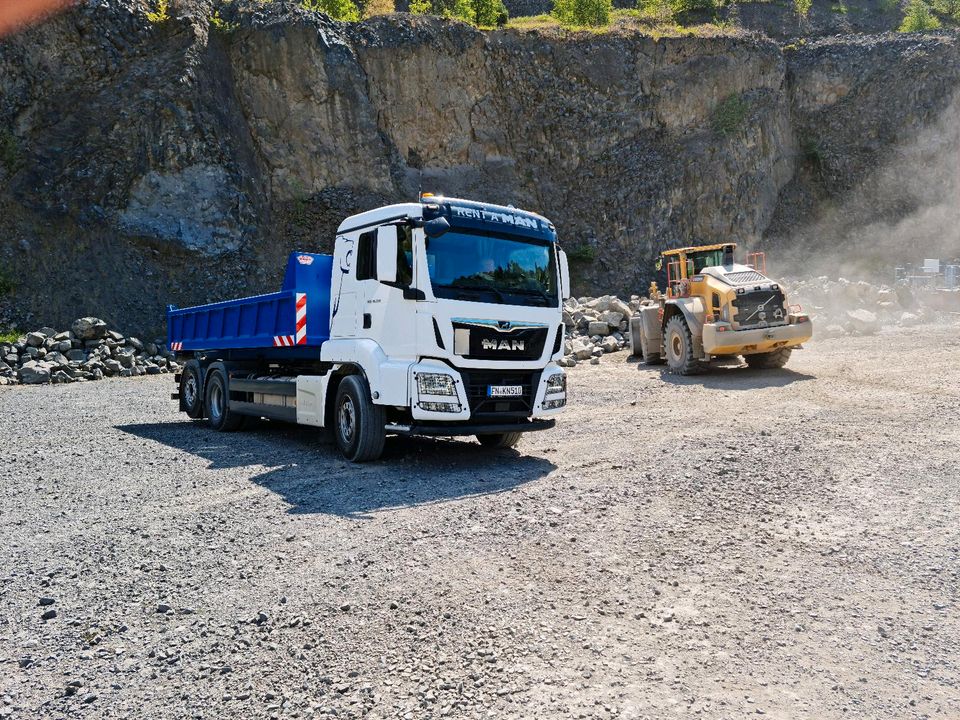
(409, 0, 507, 25)
(553, 0, 613, 26)
(362, 0, 396, 16)
(898, 0, 941, 29)
(302, 0, 361, 21)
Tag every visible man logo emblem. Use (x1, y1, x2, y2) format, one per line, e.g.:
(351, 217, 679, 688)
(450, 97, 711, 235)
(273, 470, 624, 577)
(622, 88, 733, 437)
(482, 339, 525, 351)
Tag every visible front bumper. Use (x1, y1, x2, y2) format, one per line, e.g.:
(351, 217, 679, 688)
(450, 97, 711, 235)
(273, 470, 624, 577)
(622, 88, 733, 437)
(703, 318, 813, 356)
(385, 418, 556, 437)
(409, 360, 566, 422)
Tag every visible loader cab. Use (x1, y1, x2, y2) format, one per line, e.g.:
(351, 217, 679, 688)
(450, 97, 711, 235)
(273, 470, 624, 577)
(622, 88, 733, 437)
(663, 243, 737, 298)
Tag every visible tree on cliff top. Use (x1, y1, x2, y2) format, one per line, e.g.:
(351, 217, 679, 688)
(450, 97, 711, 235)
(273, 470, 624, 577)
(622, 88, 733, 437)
(302, 0, 361, 22)
(553, 0, 613, 26)
(898, 0, 941, 30)
(409, 0, 508, 26)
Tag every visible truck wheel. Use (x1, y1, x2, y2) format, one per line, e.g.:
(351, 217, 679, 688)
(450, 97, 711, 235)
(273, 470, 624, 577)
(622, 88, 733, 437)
(334, 375, 386, 462)
(205, 369, 246, 432)
(180, 361, 204, 418)
(476, 432, 523, 449)
(663, 315, 705, 375)
(744, 348, 792, 369)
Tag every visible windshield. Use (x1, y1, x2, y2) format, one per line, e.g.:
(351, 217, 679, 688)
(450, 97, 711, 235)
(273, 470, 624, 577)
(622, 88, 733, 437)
(426, 230, 558, 307)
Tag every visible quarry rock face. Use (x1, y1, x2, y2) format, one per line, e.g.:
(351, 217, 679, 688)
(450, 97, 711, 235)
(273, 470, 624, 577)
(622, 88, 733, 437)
(1, 2, 959, 334)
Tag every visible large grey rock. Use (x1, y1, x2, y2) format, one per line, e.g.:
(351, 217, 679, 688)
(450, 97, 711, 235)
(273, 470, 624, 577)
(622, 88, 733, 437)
(26, 332, 46, 348)
(19, 361, 51, 384)
(71, 318, 108, 341)
(587, 321, 610, 337)
(67, 350, 87, 362)
(846, 309, 880, 335)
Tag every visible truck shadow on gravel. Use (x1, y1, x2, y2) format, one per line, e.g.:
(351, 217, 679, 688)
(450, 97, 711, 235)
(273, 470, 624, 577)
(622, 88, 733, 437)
(117, 421, 556, 518)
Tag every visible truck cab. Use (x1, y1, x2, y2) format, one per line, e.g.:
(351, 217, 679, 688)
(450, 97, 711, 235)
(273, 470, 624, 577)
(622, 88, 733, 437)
(168, 196, 570, 462)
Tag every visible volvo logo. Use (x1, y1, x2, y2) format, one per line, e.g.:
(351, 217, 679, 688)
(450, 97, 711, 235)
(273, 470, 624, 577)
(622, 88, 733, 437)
(482, 339, 525, 351)
(498, 320, 513, 331)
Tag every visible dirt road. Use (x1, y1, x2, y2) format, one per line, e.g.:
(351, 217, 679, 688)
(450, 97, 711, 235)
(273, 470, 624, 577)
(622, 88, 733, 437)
(1, 325, 958, 719)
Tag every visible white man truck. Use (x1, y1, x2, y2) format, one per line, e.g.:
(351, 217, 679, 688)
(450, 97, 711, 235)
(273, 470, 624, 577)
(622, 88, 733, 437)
(167, 196, 571, 461)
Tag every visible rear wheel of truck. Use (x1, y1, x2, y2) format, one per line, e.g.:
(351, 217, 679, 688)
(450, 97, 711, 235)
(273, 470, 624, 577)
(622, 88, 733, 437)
(180, 361, 204, 419)
(744, 348, 792, 369)
(334, 375, 386, 462)
(205, 369, 246, 432)
(664, 315, 704, 375)
(476, 432, 523, 449)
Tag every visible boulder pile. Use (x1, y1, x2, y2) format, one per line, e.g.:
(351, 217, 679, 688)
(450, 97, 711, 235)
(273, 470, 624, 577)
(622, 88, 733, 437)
(783, 277, 945, 338)
(0, 317, 179, 386)
(559, 295, 653, 366)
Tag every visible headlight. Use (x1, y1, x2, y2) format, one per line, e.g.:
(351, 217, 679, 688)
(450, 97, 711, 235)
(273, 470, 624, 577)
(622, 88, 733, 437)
(542, 398, 566, 410)
(417, 373, 457, 396)
(545, 373, 566, 395)
(419, 401, 461, 413)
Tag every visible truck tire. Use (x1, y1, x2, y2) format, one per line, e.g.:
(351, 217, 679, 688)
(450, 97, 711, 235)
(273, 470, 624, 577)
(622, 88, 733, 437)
(204, 369, 246, 432)
(180, 361, 204, 418)
(663, 315, 705, 375)
(476, 432, 523, 449)
(334, 375, 386, 462)
(744, 348, 792, 369)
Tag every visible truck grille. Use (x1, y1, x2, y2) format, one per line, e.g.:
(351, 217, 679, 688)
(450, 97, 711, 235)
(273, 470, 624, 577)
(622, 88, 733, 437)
(452, 322, 548, 361)
(458, 369, 540, 418)
(732, 288, 787, 328)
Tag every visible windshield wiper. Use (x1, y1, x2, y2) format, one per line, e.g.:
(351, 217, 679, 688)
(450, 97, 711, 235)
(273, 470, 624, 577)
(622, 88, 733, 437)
(508, 287, 553, 305)
(449, 284, 506, 302)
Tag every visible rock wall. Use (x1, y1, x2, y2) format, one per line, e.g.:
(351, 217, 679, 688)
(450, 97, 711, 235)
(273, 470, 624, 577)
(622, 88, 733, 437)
(1, 1, 958, 335)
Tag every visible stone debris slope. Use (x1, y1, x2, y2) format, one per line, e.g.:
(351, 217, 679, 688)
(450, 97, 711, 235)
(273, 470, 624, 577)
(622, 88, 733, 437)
(0, 317, 179, 386)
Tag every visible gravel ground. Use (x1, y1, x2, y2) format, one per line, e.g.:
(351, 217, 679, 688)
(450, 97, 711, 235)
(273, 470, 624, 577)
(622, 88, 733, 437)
(1, 325, 958, 720)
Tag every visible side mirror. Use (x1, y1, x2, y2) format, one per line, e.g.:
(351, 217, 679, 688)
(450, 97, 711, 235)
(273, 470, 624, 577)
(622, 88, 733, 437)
(558, 249, 571, 300)
(423, 216, 450, 239)
(376, 226, 398, 284)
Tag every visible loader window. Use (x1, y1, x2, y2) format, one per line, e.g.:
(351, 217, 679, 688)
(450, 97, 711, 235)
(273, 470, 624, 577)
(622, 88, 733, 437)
(690, 250, 725, 273)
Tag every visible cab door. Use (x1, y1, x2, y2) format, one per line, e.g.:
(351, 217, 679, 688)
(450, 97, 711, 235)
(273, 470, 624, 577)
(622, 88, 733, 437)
(354, 225, 417, 359)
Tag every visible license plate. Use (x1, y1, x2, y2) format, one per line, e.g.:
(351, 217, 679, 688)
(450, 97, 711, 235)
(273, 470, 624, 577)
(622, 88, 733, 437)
(488, 385, 523, 397)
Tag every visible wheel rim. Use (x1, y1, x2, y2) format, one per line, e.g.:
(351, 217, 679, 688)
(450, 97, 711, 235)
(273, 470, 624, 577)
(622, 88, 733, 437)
(670, 331, 683, 360)
(209, 381, 223, 421)
(183, 375, 198, 408)
(338, 396, 356, 444)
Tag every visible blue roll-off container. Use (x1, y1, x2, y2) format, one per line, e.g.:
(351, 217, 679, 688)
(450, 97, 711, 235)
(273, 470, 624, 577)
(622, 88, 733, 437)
(167, 252, 333, 355)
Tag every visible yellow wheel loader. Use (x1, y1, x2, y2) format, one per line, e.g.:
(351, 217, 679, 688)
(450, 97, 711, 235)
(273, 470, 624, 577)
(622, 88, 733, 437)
(630, 243, 812, 375)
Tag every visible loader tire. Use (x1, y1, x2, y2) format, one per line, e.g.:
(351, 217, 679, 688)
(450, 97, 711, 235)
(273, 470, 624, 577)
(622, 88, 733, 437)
(180, 361, 204, 419)
(476, 432, 523, 449)
(334, 375, 386, 463)
(205, 369, 246, 432)
(744, 348, 792, 369)
(663, 315, 705, 375)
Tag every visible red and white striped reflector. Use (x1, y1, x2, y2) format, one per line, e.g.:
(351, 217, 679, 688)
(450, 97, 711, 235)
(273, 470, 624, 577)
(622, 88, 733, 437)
(295, 293, 307, 345)
(273, 335, 295, 347)
(170, 342, 183, 351)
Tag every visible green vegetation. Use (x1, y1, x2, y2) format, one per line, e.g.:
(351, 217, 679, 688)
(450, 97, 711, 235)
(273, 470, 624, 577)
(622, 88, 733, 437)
(880, 0, 900, 11)
(146, 0, 169, 23)
(794, 0, 812, 18)
(566, 244, 596, 263)
(712, 93, 749, 136)
(830, 1, 847, 13)
(0, 331, 21, 344)
(0, 268, 14, 299)
(210, 7, 239, 33)
(410, 0, 508, 26)
(636, 0, 721, 23)
(899, 0, 941, 29)
(0, 130, 21, 175)
(362, 0, 396, 17)
(800, 136, 824, 175)
(303, 0, 361, 22)
(931, 0, 960, 19)
(553, 0, 613, 26)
